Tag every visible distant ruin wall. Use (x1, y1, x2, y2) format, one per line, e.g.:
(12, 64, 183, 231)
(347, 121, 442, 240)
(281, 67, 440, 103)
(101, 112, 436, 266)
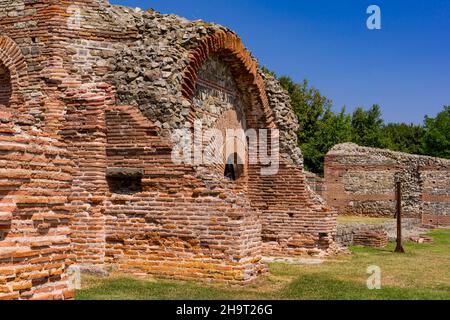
(325, 144, 450, 226)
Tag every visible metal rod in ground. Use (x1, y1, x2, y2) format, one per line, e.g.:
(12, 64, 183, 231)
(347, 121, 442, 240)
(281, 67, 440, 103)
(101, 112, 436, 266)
(395, 181, 405, 253)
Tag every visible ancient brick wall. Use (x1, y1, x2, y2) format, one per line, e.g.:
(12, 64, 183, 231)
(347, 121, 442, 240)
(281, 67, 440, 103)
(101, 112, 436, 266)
(1, 0, 340, 298)
(0, 110, 74, 300)
(353, 230, 388, 248)
(0, 28, 74, 298)
(0, 0, 119, 299)
(107, 7, 338, 260)
(103, 105, 265, 283)
(325, 143, 450, 225)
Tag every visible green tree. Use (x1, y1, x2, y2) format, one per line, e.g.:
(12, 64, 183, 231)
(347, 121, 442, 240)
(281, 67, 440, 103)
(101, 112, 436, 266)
(420, 106, 450, 158)
(278, 77, 333, 146)
(302, 107, 352, 174)
(261, 66, 277, 78)
(382, 123, 424, 155)
(351, 105, 387, 148)
(262, 68, 449, 172)
(276, 76, 352, 174)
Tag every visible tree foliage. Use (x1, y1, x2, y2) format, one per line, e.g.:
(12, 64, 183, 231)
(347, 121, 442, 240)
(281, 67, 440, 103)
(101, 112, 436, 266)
(275, 75, 352, 173)
(421, 106, 450, 158)
(263, 68, 449, 174)
(301, 107, 352, 173)
(383, 123, 424, 155)
(350, 105, 387, 148)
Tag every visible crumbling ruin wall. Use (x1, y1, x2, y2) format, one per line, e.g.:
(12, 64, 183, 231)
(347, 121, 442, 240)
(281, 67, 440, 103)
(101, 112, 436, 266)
(1, 0, 339, 296)
(57, 3, 267, 282)
(0, 109, 74, 300)
(0, 1, 135, 294)
(0, 29, 74, 299)
(104, 3, 337, 260)
(325, 143, 450, 226)
(103, 95, 265, 283)
(256, 75, 337, 256)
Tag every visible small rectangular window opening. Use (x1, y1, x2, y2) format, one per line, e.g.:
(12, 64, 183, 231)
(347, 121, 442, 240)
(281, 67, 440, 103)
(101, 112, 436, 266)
(106, 168, 143, 194)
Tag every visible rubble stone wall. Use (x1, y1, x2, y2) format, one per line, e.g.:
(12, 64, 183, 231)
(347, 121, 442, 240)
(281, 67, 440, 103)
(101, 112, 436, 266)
(325, 143, 450, 226)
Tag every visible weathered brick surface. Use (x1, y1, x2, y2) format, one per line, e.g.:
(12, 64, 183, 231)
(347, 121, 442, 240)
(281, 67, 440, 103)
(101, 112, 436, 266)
(353, 230, 388, 248)
(0, 0, 76, 297)
(0, 0, 338, 298)
(0, 112, 74, 300)
(325, 144, 450, 226)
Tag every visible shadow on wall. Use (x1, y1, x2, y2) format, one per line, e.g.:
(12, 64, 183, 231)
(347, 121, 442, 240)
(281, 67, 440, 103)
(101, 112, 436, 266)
(0, 179, 29, 241)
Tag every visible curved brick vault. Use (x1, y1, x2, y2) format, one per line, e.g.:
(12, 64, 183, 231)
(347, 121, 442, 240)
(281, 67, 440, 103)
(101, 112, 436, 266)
(181, 31, 275, 127)
(0, 35, 28, 107)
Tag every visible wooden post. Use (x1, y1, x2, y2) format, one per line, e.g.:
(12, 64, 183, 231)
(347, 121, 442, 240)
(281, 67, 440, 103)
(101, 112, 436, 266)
(395, 181, 405, 253)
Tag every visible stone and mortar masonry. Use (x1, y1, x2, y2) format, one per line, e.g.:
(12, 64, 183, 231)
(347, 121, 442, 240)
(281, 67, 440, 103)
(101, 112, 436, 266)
(305, 171, 326, 197)
(0, 0, 338, 299)
(335, 219, 422, 247)
(325, 144, 450, 227)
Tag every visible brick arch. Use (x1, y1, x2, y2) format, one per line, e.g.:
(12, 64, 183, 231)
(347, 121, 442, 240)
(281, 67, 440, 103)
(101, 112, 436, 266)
(0, 36, 29, 107)
(181, 31, 275, 128)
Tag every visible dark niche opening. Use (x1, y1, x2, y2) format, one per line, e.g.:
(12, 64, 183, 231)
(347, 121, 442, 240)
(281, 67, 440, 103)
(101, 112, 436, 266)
(224, 153, 244, 181)
(0, 62, 12, 107)
(224, 164, 236, 181)
(107, 168, 143, 194)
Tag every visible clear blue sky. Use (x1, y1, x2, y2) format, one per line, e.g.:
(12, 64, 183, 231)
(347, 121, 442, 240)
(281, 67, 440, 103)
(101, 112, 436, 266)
(110, 0, 450, 124)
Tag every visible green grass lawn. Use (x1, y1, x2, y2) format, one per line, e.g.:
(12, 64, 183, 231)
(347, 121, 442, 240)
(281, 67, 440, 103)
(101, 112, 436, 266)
(76, 229, 450, 300)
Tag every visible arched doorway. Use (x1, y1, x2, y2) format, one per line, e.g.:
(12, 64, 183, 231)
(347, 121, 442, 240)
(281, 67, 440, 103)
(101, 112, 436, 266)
(193, 54, 250, 183)
(0, 61, 11, 107)
(224, 152, 245, 181)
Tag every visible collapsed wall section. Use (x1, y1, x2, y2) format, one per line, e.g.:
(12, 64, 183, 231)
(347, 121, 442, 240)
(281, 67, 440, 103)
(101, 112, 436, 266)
(255, 74, 337, 256)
